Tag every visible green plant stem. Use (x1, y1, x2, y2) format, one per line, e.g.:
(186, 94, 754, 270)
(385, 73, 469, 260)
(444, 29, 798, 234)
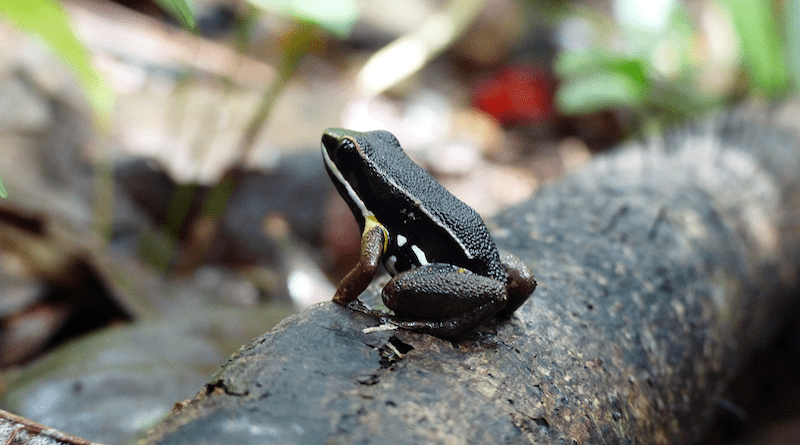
(237, 22, 316, 160)
(174, 22, 316, 274)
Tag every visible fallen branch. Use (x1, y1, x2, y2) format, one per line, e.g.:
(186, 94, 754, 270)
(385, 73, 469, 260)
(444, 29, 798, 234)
(139, 109, 800, 444)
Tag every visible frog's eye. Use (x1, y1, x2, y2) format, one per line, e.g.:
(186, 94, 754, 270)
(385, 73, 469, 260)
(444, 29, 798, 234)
(339, 138, 357, 154)
(322, 130, 359, 157)
(336, 139, 367, 168)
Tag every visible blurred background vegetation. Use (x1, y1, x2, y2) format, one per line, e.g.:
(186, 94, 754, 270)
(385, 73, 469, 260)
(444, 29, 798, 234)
(5, 0, 799, 132)
(0, 0, 798, 443)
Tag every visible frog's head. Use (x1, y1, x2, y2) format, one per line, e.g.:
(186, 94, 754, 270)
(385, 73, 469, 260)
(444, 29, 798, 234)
(322, 128, 412, 231)
(321, 128, 376, 226)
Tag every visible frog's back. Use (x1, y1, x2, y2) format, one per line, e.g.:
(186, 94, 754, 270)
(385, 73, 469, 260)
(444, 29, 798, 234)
(356, 131, 505, 281)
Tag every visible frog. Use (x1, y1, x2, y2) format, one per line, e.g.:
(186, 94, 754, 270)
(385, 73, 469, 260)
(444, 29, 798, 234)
(322, 128, 537, 340)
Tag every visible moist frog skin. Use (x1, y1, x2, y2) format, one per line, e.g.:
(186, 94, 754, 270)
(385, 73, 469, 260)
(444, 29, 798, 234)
(322, 128, 536, 339)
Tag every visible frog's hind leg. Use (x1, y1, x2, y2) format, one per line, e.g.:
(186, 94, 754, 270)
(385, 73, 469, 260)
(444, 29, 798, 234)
(376, 264, 509, 340)
(350, 297, 504, 341)
(381, 264, 507, 320)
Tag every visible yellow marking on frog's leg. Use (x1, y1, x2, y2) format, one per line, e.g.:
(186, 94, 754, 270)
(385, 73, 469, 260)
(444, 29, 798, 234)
(364, 215, 389, 253)
(333, 217, 389, 305)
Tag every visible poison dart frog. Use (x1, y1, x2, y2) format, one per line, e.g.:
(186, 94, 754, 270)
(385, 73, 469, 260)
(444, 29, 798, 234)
(322, 128, 536, 339)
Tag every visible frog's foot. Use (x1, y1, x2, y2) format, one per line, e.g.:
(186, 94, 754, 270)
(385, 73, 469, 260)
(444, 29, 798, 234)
(372, 303, 504, 341)
(346, 297, 503, 340)
(346, 299, 392, 318)
(345, 300, 402, 334)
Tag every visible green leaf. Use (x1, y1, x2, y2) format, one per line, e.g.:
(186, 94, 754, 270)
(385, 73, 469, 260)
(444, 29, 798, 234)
(556, 69, 647, 115)
(0, 177, 6, 199)
(247, 0, 358, 38)
(555, 49, 650, 115)
(786, 0, 800, 88)
(722, 0, 789, 96)
(555, 50, 648, 82)
(154, 0, 196, 30)
(0, 0, 114, 122)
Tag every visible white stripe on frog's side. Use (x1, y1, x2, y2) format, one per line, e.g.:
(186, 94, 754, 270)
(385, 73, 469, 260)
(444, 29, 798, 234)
(411, 245, 430, 266)
(327, 135, 473, 261)
(396, 234, 407, 247)
(321, 144, 372, 218)
(366, 157, 475, 260)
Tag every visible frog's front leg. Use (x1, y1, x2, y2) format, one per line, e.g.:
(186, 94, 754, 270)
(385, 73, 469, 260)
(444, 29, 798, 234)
(379, 264, 509, 339)
(332, 218, 388, 306)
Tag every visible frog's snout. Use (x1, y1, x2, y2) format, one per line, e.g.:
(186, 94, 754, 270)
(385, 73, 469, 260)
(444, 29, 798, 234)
(321, 132, 338, 150)
(322, 128, 347, 150)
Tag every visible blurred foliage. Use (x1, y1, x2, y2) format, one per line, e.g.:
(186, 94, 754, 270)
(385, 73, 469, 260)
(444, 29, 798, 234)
(0, 178, 6, 199)
(554, 0, 797, 127)
(0, 0, 114, 124)
(168, 3, 347, 274)
(722, 0, 789, 96)
(556, 51, 650, 114)
(247, 0, 358, 38)
(154, 0, 196, 30)
(787, 0, 800, 89)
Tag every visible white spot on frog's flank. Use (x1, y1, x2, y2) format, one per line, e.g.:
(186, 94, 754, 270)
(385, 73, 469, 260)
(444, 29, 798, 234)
(411, 245, 430, 265)
(396, 234, 407, 246)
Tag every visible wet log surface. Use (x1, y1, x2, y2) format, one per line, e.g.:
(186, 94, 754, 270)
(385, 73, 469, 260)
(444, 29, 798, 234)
(139, 111, 800, 445)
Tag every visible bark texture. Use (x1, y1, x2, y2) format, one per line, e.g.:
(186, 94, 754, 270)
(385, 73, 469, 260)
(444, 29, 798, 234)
(138, 107, 800, 445)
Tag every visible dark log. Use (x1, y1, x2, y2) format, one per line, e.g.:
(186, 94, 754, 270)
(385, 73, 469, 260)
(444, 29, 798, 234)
(138, 108, 800, 445)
